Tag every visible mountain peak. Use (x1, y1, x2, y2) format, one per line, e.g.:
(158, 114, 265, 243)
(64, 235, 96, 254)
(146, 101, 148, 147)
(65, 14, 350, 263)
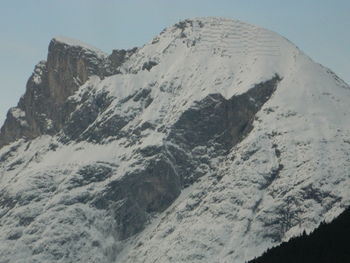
(159, 16, 292, 52)
(51, 36, 107, 58)
(0, 18, 349, 263)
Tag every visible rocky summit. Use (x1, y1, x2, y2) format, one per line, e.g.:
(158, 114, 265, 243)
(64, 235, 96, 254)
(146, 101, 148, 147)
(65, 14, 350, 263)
(0, 17, 349, 263)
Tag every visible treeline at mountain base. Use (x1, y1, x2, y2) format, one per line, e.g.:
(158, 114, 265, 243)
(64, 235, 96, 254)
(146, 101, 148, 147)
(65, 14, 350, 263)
(248, 207, 350, 263)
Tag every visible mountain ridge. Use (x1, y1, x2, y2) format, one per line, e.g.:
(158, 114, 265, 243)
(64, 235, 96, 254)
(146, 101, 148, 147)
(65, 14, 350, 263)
(0, 17, 349, 263)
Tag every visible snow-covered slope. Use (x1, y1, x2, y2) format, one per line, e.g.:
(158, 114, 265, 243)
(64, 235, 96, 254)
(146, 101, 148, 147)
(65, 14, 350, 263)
(0, 17, 349, 263)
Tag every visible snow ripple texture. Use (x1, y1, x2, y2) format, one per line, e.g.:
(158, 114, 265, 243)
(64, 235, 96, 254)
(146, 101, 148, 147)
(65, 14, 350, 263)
(0, 17, 349, 263)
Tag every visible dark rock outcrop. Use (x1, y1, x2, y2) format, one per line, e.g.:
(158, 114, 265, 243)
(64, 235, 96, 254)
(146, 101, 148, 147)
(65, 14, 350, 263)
(93, 157, 181, 240)
(90, 76, 281, 239)
(0, 38, 136, 148)
(0, 35, 281, 244)
(168, 75, 281, 186)
(108, 48, 137, 71)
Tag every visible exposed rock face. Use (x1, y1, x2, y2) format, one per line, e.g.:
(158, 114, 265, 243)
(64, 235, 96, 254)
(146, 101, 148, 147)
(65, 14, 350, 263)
(0, 61, 52, 147)
(87, 76, 281, 240)
(108, 48, 138, 72)
(46, 38, 105, 104)
(0, 17, 349, 263)
(93, 157, 182, 240)
(168, 76, 281, 186)
(0, 38, 136, 148)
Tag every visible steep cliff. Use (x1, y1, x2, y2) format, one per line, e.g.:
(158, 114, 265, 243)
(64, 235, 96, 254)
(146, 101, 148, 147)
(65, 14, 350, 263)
(0, 37, 136, 148)
(0, 17, 349, 263)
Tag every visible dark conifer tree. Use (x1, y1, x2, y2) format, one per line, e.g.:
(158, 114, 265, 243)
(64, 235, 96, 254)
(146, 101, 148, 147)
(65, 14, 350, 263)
(248, 207, 350, 263)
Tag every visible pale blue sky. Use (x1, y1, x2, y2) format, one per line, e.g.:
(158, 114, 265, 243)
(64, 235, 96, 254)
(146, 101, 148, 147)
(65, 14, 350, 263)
(1, 0, 349, 125)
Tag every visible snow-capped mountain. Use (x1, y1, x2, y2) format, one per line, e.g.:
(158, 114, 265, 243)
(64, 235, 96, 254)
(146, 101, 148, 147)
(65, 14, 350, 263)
(0, 17, 349, 263)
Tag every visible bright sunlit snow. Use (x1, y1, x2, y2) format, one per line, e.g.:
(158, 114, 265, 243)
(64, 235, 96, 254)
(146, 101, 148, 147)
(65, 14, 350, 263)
(0, 17, 349, 263)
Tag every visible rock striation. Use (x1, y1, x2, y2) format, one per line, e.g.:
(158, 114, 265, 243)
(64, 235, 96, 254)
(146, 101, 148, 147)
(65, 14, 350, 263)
(0, 17, 349, 263)
(0, 37, 136, 148)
